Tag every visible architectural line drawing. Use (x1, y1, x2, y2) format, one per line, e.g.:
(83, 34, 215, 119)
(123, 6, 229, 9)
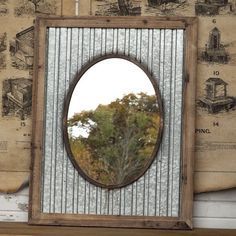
(147, 0, 187, 7)
(0, 32, 7, 69)
(94, 0, 188, 16)
(2, 78, 32, 120)
(201, 27, 230, 64)
(95, 0, 142, 16)
(197, 77, 235, 113)
(0, 53, 6, 69)
(10, 26, 34, 70)
(0, 32, 7, 52)
(195, 0, 236, 16)
(117, 0, 141, 15)
(14, 0, 57, 17)
(146, 0, 189, 15)
(0, 0, 8, 16)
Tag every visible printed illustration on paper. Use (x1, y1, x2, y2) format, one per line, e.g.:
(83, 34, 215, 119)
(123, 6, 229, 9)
(195, 0, 236, 16)
(0, 0, 8, 16)
(2, 78, 32, 120)
(14, 0, 58, 16)
(0, 32, 7, 70)
(93, 0, 192, 16)
(199, 27, 236, 65)
(197, 77, 236, 114)
(9, 26, 34, 70)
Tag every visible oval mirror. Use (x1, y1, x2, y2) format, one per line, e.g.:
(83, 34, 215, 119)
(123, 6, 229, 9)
(64, 56, 163, 189)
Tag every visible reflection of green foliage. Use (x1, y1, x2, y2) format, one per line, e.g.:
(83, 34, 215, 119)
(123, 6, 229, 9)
(68, 92, 160, 186)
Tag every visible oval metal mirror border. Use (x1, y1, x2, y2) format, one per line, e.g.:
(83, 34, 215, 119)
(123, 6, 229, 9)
(63, 54, 164, 189)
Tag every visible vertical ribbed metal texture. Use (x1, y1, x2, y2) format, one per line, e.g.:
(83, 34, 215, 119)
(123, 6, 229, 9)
(42, 27, 184, 217)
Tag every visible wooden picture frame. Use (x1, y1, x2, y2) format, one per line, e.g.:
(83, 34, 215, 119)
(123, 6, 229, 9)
(29, 16, 197, 229)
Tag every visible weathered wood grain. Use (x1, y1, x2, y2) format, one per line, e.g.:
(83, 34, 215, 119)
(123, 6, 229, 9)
(0, 223, 236, 236)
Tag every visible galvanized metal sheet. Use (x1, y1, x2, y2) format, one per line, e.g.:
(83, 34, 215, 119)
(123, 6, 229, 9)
(42, 27, 184, 217)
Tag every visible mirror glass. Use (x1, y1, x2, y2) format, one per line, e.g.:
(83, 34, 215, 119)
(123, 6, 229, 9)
(65, 57, 163, 188)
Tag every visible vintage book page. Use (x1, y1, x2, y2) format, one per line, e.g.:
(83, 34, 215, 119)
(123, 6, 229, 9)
(79, 0, 236, 193)
(0, 0, 75, 193)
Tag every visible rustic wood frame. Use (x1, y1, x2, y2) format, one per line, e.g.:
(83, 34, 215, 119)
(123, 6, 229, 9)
(1, 223, 236, 235)
(29, 16, 198, 229)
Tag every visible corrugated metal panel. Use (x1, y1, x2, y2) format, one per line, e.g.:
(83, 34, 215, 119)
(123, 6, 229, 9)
(42, 27, 184, 217)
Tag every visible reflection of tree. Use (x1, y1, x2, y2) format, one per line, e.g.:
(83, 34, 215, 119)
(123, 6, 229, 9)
(68, 93, 160, 186)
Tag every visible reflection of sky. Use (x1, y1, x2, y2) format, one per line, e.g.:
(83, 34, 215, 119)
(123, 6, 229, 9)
(69, 122, 90, 138)
(68, 58, 156, 119)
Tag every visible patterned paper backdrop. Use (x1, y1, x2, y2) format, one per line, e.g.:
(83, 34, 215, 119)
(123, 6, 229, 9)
(0, 0, 75, 193)
(78, 0, 236, 193)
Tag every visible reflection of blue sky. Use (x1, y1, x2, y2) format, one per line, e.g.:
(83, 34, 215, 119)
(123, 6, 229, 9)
(68, 58, 156, 119)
